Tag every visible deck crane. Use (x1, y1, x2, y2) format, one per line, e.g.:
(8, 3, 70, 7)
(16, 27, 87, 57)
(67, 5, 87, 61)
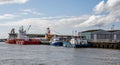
(26, 25, 31, 33)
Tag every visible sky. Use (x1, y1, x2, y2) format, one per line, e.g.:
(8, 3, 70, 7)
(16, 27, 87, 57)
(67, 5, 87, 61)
(0, 0, 120, 38)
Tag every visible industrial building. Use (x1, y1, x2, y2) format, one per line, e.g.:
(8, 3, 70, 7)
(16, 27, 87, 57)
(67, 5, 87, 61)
(79, 29, 120, 43)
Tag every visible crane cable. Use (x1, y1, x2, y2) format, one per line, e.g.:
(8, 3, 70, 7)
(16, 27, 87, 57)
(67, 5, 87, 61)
(26, 25, 31, 33)
(51, 29, 63, 35)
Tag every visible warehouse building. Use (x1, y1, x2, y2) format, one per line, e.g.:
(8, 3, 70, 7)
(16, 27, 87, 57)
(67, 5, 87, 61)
(79, 29, 120, 43)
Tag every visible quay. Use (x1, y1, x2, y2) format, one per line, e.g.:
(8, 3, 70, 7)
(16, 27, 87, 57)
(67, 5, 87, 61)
(79, 29, 120, 49)
(40, 40, 120, 49)
(89, 42, 120, 49)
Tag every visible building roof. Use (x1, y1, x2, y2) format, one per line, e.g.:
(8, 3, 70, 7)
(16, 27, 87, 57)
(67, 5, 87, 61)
(107, 30, 120, 32)
(81, 29, 120, 34)
(81, 29, 103, 33)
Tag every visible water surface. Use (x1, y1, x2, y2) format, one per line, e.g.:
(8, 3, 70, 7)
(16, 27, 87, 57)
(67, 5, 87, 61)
(0, 42, 120, 65)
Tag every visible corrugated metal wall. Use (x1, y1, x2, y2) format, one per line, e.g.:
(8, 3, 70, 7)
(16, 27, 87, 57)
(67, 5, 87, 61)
(81, 30, 120, 43)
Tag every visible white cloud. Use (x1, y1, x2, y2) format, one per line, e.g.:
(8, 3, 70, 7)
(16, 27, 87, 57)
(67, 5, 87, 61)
(40, 16, 75, 20)
(76, 0, 120, 28)
(0, 15, 89, 37)
(0, 0, 28, 5)
(106, 0, 120, 10)
(21, 9, 44, 16)
(0, 14, 15, 19)
(94, 0, 120, 13)
(1, 0, 120, 38)
(94, 0, 105, 14)
(75, 15, 105, 27)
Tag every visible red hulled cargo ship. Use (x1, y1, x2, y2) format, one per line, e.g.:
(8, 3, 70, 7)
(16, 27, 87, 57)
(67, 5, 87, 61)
(6, 25, 41, 45)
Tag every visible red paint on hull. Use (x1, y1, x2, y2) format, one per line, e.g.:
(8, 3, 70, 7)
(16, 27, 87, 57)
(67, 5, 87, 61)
(6, 39, 16, 44)
(6, 39, 41, 45)
(16, 39, 41, 45)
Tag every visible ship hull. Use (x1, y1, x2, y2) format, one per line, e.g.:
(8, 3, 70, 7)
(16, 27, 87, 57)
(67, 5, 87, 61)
(50, 42, 63, 46)
(16, 39, 41, 45)
(5, 39, 16, 44)
(6, 39, 41, 45)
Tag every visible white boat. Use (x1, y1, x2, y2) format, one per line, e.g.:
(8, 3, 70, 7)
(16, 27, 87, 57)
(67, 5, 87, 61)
(70, 36, 88, 48)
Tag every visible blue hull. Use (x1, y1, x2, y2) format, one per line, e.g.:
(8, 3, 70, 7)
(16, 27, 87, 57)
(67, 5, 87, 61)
(51, 42, 63, 46)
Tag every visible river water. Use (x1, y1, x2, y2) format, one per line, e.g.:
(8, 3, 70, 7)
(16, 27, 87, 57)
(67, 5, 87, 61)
(0, 42, 120, 65)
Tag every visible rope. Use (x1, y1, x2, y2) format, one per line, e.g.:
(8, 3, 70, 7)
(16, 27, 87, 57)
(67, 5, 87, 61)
(51, 29, 63, 35)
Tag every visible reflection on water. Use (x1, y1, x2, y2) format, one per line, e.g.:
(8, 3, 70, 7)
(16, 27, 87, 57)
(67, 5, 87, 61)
(0, 42, 120, 65)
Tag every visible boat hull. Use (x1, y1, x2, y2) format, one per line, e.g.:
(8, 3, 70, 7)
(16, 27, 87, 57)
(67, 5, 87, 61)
(6, 39, 41, 45)
(16, 39, 41, 45)
(5, 39, 16, 44)
(51, 42, 63, 46)
(63, 42, 72, 48)
(71, 44, 90, 48)
(60, 42, 89, 48)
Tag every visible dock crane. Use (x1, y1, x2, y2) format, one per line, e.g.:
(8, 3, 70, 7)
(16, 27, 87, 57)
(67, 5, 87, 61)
(45, 27, 51, 41)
